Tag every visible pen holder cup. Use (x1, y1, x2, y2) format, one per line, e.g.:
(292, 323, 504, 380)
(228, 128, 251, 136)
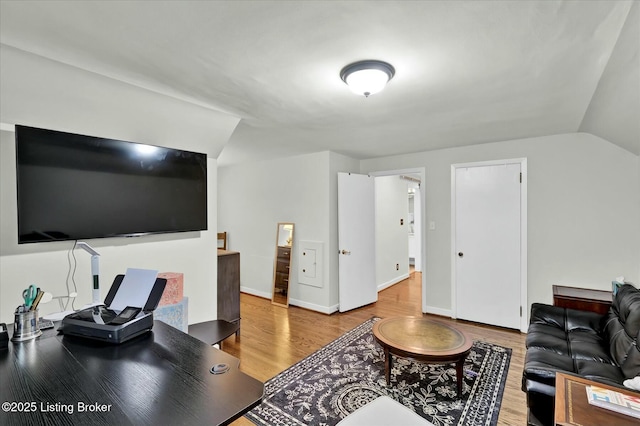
(12, 309, 42, 342)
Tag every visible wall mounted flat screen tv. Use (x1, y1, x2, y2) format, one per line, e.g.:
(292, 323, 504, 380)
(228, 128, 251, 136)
(16, 125, 207, 244)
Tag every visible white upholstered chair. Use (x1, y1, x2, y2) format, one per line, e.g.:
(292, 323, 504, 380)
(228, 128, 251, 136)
(336, 396, 434, 426)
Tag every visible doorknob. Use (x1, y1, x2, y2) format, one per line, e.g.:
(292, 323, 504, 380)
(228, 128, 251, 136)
(458, 252, 464, 257)
(340, 249, 351, 255)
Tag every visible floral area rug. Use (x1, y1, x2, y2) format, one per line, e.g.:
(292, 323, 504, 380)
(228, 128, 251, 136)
(246, 317, 511, 426)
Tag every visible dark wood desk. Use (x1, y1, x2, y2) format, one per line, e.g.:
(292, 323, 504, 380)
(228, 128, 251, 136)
(553, 285, 613, 315)
(555, 372, 639, 426)
(0, 321, 263, 425)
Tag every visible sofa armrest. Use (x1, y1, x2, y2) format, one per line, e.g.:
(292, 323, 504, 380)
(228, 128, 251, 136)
(622, 329, 640, 378)
(524, 379, 555, 426)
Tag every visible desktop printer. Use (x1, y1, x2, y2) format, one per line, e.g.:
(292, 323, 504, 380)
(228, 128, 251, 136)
(59, 272, 166, 344)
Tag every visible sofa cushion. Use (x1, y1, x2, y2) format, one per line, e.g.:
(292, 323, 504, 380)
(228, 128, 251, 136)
(568, 330, 612, 363)
(575, 359, 626, 387)
(603, 284, 640, 377)
(529, 303, 566, 330)
(523, 348, 576, 388)
(528, 303, 603, 334)
(526, 303, 610, 362)
(526, 322, 567, 341)
(526, 324, 569, 354)
(565, 310, 604, 334)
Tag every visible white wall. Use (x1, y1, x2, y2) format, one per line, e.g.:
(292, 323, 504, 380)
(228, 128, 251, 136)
(218, 150, 360, 312)
(0, 46, 239, 324)
(375, 176, 410, 289)
(217, 151, 334, 312)
(218, 133, 638, 318)
(0, 45, 238, 157)
(361, 132, 640, 314)
(578, 1, 639, 155)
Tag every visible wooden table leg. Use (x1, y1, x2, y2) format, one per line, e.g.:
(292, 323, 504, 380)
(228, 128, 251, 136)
(384, 348, 391, 385)
(455, 358, 464, 397)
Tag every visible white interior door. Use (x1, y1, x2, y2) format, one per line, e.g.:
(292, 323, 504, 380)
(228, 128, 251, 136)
(454, 163, 521, 329)
(338, 172, 377, 312)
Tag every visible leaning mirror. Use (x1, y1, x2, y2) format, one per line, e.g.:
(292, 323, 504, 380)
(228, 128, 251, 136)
(272, 223, 294, 307)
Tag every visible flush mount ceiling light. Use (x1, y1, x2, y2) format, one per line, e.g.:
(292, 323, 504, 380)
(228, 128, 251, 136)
(340, 60, 395, 97)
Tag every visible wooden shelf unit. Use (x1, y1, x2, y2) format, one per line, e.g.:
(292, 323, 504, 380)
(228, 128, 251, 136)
(218, 249, 241, 334)
(552, 285, 613, 315)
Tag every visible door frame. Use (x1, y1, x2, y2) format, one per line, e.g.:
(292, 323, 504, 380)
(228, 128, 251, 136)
(370, 167, 427, 313)
(450, 158, 528, 332)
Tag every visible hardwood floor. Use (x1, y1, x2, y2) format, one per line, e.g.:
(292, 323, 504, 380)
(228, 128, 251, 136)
(225, 272, 528, 425)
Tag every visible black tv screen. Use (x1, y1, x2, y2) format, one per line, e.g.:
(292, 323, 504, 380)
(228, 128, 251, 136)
(16, 125, 207, 243)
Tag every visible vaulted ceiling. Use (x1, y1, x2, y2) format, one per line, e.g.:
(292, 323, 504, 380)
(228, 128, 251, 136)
(1, 1, 638, 166)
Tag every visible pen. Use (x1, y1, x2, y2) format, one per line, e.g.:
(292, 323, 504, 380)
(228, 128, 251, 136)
(30, 289, 44, 311)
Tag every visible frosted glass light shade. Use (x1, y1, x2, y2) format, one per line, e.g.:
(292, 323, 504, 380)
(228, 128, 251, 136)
(340, 60, 395, 97)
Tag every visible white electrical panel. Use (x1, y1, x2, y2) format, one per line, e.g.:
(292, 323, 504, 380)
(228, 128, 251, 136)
(298, 241, 323, 288)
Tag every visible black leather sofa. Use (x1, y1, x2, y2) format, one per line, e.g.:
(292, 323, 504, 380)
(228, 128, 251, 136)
(522, 283, 640, 425)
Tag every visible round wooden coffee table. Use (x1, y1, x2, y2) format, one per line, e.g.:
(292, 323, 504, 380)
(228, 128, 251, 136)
(372, 317, 473, 397)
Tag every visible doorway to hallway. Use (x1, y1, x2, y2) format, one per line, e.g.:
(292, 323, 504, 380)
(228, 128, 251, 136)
(370, 168, 426, 313)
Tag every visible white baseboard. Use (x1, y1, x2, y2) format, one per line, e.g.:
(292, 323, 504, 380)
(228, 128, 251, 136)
(240, 287, 339, 314)
(289, 298, 339, 314)
(377, 273, 410, 292)
(240, 286, 271, 300)
(424, 305, 453, 318)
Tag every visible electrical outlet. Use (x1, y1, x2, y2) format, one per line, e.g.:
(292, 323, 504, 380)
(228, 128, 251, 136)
(396, 263, 399, 270)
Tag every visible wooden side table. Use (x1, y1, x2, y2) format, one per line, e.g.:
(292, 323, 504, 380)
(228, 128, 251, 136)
(372, 317, 472, 397)
(552, 285, 612, 314)
(555, 372, 640, 426)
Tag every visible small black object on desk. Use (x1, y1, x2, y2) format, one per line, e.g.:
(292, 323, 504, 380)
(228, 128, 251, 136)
(58, 274, 166, 344)
(211, 363, 230, 374)
(0, 323, 8, 350)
